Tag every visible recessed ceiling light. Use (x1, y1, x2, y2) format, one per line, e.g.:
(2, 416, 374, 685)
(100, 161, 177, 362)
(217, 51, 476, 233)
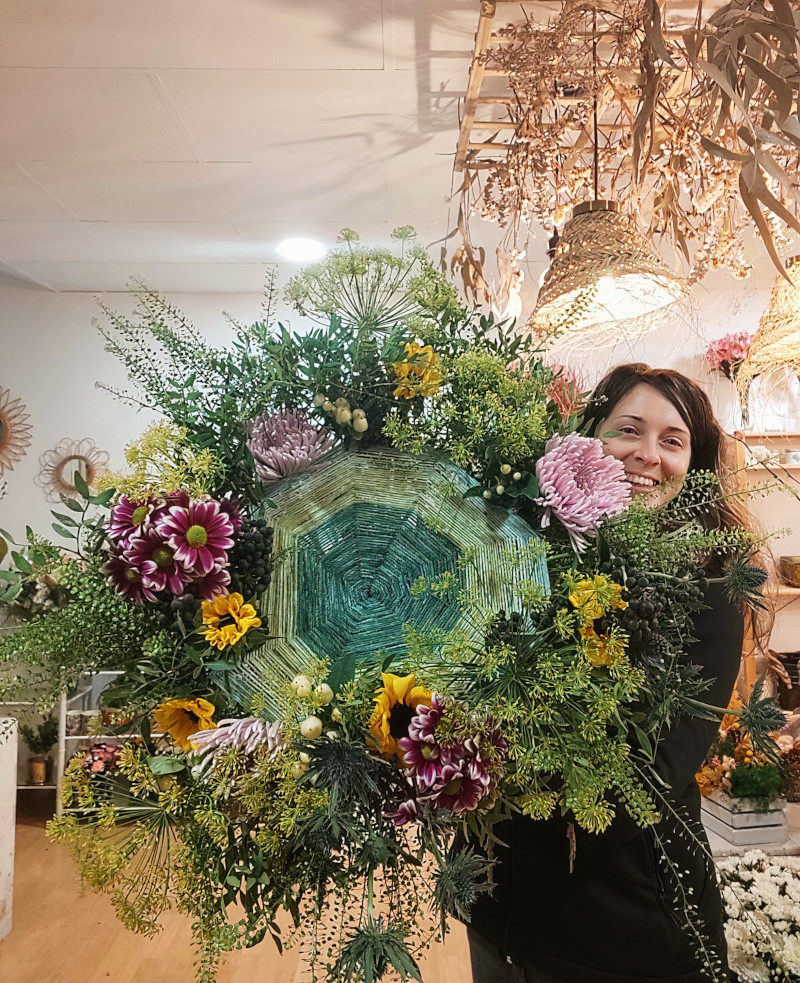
(276, 238, 327, 262)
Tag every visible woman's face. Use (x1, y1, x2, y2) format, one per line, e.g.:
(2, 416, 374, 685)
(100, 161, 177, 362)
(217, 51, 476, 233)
(599, 383, 692, 507)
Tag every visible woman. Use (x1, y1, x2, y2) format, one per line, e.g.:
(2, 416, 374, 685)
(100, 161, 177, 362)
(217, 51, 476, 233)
(467, 364, 761, 983)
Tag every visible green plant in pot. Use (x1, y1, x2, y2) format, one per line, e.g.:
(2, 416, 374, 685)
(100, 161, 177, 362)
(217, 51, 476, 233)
(19, 716, 58, 785)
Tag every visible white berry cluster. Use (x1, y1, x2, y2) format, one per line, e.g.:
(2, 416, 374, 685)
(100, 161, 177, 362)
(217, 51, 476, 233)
(313, 394, 368, 433)
(717, 850, 800, 981)
(482, 462, 523, 500)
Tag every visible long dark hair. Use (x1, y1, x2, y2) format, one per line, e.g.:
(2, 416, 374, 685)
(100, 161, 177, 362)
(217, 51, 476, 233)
(583, 362, 773, 645)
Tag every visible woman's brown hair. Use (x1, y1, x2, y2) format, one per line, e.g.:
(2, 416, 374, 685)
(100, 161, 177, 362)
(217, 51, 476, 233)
(582, 362, 773, 647)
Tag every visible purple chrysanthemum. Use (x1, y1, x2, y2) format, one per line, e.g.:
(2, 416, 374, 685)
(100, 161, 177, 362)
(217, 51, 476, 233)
(399, 695, 505, 816)
(218, 492, 244, 533)
(247, 409, 334, 482)
(106, 495, 157, 544)
(420, 757, 490, 815)
(102, 547, 159, 604)
(387, 797, 418, 827)
(124, 526, 193, 595)
(534, 433, 631, 552)
(156, 501, 234, 576)
(188, 565, 231, 601)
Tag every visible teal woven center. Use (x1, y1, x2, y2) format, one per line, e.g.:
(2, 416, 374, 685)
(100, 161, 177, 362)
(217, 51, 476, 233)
(296, 502, 461, 662)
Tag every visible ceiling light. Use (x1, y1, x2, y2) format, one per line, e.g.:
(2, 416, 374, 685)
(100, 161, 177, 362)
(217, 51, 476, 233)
(276, 238, 327, 262)
(530, 201, 691, 353)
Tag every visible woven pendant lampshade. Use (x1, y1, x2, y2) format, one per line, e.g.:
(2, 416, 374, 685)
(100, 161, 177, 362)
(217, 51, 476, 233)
(228, 446, 549, 714)
(738, 256, 800, 400)
(530, 201, 691, 352)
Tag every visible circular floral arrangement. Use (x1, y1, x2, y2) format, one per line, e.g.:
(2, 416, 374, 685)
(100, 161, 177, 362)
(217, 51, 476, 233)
(0, 232, 780, 983)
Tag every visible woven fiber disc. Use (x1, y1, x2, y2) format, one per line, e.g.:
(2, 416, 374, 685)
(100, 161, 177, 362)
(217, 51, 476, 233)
(229, 446, 548, 712)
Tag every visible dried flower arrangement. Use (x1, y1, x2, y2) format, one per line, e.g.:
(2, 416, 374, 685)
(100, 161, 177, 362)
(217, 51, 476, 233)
(457, 0, 800, 289)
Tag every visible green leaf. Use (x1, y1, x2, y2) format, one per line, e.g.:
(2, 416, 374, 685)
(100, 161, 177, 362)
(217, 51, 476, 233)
(51, 512, 80, 528)
(327, 652, 357, 693)
(90, 488, 116, 507)
(11, 551, 32, 575)
(73, 470, 91, 500)
(52, 524, 77, 541)
(633, 724, 654, 760)
(147, 755, 186, 775)
(0, 570, 18, 581)
(59, 496, 84, 513)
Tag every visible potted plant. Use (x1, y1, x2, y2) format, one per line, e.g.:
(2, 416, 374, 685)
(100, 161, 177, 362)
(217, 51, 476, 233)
(19, 716, 58, 785)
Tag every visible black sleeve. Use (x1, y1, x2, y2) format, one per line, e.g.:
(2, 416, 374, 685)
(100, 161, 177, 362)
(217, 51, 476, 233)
(651, 581, 744, 798)
(601, 581, 744, 841)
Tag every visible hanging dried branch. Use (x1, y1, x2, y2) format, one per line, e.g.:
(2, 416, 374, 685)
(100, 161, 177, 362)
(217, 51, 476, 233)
(462, 0, 800, 283)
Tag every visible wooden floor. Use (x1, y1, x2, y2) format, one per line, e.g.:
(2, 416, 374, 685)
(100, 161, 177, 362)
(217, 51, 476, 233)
(0, 809, 471, 983)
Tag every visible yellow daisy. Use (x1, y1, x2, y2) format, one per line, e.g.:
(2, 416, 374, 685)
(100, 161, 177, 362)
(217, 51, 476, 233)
(201, 591, 261, 650)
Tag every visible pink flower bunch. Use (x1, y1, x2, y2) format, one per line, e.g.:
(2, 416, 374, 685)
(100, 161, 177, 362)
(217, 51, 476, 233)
(81, 742, 121, 775)
(102, 491, 237, 604)
(535, 433, 631, 553)
(705, 332, 753, 380)
(395, 695, 507, 819)
(546, 366, 586, 422)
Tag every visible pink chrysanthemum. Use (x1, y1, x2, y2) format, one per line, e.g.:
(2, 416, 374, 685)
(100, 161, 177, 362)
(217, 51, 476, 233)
(157, 500, 234, 576)
(106, 495, 157, 544)
(535, 433, 631, 553)
(387, 797, 418, 827)
(124, 526, 193, 595)
(248, 409, 334, 482)
(102, 547, 159, 604)
(188, 565, 232, 601)
(420, 757, 491, 815)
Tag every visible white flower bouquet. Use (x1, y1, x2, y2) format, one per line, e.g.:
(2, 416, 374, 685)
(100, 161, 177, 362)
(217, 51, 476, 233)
(717, 850, 800, 982)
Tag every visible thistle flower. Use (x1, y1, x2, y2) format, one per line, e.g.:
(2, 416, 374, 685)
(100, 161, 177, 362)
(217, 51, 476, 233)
(102, 546, 159, 604)
(535, 433, 631, 552)
(247, 409, 334, 482)
(157, 500, 234, 576)
(124, 525, 193, 595)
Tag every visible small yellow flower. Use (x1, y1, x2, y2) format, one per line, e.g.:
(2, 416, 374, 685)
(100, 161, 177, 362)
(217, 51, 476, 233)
(392, 342, 443, 399)
(153, 697, 216, 750)
(201, 591, 261, 650)
(569, 575, 627, 627)
(369, 672, 432, 762)
(579, 626, 626, 668)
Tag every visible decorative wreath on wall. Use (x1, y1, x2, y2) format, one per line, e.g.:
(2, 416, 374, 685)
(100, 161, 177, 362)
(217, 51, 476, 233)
(0, 387, 33, 477)
(34, 437, 109, 502)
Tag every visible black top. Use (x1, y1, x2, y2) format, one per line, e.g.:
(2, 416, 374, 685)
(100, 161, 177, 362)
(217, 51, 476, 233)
(468, 582, 744, 983)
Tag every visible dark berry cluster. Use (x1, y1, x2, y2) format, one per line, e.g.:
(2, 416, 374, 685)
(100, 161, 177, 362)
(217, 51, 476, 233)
(485, 609, 524, 650)
(228, 516, 274, 599)
(598, 556, 708, 657)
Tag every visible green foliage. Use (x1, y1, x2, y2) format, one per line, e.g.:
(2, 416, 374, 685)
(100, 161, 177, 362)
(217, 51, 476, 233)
(728, 762, 784, 804)
(19, 715, 58, 754)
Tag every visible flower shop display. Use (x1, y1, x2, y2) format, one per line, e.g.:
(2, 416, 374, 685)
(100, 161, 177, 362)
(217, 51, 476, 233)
(717, 851, 800, 983)
(0, 230, 784, 983)
(697, 711, 793, 847)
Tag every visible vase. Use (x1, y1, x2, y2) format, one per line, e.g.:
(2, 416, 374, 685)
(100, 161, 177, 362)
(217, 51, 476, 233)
(27, 756, 47, 785)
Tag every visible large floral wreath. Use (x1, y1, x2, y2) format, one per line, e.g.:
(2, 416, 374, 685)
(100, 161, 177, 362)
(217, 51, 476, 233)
(0, 230, 782, 983)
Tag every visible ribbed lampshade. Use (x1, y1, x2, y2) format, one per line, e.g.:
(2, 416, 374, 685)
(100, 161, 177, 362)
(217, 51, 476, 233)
(738, 256, 800, 399)
(530, 201, 691, 353)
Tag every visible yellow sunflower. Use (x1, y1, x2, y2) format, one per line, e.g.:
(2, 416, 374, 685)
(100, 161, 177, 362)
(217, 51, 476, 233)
(153, 697, 216, 750)
(201, 592, 261, 650)
(392, 342, 443, 399)
(368, 672, 432, 761)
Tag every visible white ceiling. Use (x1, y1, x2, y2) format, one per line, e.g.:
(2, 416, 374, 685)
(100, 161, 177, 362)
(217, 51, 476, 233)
(0, 0, 478, 292)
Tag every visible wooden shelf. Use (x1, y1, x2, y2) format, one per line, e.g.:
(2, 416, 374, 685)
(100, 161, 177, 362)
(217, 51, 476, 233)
(745, 464, 800, 473)
(775, 585, 800, 597)
(16, 783, 57, 790)
(735, 431, 800, 441)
